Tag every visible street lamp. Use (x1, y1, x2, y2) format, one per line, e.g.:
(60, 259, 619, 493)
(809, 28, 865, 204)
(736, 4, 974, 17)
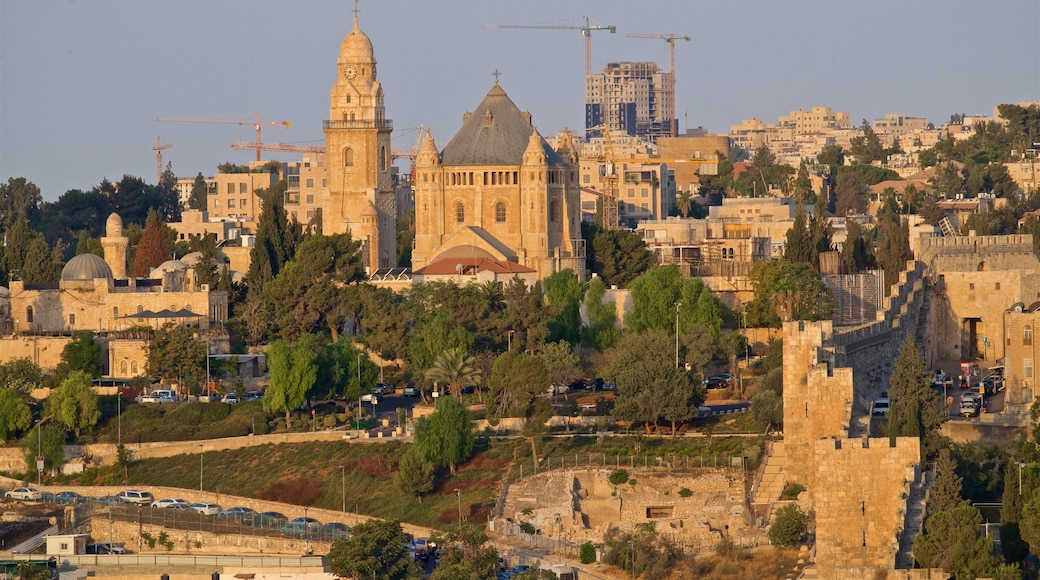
(198, 444, 204, 492)
(339, 465, 346, 513)
(36, 419, 42, 486)
(1020, 461, 1027, 495)
(674, 302, 681, 368)
(454, 488, 462, 525)
(508, 330, 515, 352)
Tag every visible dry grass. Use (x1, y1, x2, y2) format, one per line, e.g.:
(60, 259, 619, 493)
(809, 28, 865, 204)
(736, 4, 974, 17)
(680, 548, 807, 579)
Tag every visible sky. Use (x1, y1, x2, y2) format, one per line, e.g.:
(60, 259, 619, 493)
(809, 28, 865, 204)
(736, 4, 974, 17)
(2, 0, 1038, 201)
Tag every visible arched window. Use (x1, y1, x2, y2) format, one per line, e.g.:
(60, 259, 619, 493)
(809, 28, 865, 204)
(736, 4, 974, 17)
(26, 306, 33, 324)
(1026, 325, 1034, 346)
(549, 200, 559, 223)
(455, 203, 465, 223)
(344, 148, 354, 167)
(113, 306, 119, 319)
(381, 147, 389, 172)
(495, 203, 506, 223)
(131, 361, 139, 375)
(120, 360, 128, 375)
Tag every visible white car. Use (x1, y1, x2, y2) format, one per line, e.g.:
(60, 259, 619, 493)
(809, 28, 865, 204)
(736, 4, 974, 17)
(141, 390, 178, 404)
(5, 487, 42, 501)
(151, 498, 189, 509)
(188, 502, 222, 515)
(360, 393, 378, 403)
(871, 398, 891, 416)
(222, 393, 241, 404)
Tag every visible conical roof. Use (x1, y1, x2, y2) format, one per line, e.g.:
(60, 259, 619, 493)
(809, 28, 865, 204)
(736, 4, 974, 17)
(339, 18, 374, 64)
(440, 83, 562, 166)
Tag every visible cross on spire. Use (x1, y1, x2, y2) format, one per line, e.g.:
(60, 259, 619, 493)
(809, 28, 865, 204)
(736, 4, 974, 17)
(353, 0, 360, 24)
(492, 69, 502, 84)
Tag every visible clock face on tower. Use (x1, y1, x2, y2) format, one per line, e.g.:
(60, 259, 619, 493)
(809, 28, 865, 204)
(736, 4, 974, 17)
(342, 65, 358, 79)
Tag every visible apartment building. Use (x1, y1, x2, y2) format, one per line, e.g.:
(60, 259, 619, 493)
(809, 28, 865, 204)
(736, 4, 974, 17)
(872, 114, 928, 136)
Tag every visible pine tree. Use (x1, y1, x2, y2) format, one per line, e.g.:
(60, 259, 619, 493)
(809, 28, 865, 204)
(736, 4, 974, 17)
(888, 335, 946, 458)
(188, 172, 208, 212)
(928, 449, 968, 517)
(130, 210, 171, 277)
(395, 448, 434, 503)
(21, 235, 62, 285)
(246, 181, 292, 300)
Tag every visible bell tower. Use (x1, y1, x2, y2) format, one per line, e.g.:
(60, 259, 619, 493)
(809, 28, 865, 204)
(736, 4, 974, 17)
(324, 2, 396, 271)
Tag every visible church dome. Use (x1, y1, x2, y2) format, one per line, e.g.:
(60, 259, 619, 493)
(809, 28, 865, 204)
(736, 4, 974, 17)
(61, 253, 113, 281)
(105, 213, 124, 237)
(150, 260, 189, 278)
(339, 20, 374, 63)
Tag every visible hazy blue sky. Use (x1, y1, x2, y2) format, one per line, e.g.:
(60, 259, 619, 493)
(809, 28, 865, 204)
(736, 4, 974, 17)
(2, 0, 1037, 200)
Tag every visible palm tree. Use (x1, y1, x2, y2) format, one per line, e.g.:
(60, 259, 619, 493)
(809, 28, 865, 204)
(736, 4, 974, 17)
(676, 190, 692, 217)
(425, 347, 482, 398)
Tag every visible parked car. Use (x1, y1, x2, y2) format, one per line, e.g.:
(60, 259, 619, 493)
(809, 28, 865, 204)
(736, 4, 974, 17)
(871, 398, 891, 416)
(54, 491, 83, 505)
(256, 511, 287, 526)
(95, 496, 120, 506)
(287, 516, 321, 528)
(374, 382, 394, 394)
(402, 385, 419, 397)
(932, 370, 950, 387)
(222, 393, 241, 404)
(548, 383, 569, 395)
(39, 492, 56, 504)
(704, 375, 731, 390)
(960, 399, 980, 418)
(981, 375, 1003, 395)
(141, 389, 178, 404)
(188, 502, 222, 516)
(5, 487, 42, 501)
(218, 506, 256, 521)
(116, 490, 155, 505)
(86, 542, 127, 555)
(151, 498, 189, 509)
(360, 393, 377, 403)
(243, 390, 264, 401)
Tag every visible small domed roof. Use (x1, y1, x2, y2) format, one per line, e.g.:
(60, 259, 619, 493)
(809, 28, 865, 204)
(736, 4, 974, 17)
(150, 260, 189, 278)
(61, 253, 113, 281)
(105, 213, 124, 237)
(339, 19, 374, 64)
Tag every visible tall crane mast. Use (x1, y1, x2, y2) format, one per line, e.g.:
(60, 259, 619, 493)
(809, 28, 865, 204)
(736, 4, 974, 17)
(151, 137, 173, 185)
(156, 112, 292, 162)
(231, 141, 325, 155)
(625, 33, 690, 137)
(484, 16, 616, 76)
(587, 124, 619, 229)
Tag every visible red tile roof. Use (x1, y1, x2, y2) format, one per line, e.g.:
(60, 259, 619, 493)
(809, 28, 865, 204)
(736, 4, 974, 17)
(413, 256, 535, 276)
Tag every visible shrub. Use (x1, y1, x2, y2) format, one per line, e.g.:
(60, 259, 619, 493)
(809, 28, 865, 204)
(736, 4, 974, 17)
(780, 483, 805, 500)
(257, 477, 322, 506)
(608, 469, 629, 486)
(141, 531, 156, 549)
(579, 541, 597, 564)
(678, 487, 693, 498)
(768, 504, 808, 548)
(519, 522, 536, 535)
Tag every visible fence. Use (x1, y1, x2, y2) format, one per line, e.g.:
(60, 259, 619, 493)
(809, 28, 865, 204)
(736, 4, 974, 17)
(501, 452, 752, 485)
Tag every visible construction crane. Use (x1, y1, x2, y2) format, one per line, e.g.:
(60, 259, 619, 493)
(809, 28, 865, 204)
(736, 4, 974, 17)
(586, 124, 619, 229)
(231, 141, 325, 155)
(483, 16, 616, 76)
(151, 137, 173, 184)
(626, 33, 690, 137)
(156, 112, 292, 162)
(390, 124, 426, 181)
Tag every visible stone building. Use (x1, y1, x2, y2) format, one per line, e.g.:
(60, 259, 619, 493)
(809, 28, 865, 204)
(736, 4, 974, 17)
(411, 82, 585, 282)
(322, 13, 397, 272)
(6, 213, 228, 335)
(585, 61, 675, 141)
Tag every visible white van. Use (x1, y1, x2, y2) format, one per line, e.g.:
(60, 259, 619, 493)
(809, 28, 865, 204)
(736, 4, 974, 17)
(141, 390, 177, 403)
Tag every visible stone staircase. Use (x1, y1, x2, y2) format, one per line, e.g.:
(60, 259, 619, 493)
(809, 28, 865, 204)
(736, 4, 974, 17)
(752, 441, 787, 523)
(894, 468, 932, 569)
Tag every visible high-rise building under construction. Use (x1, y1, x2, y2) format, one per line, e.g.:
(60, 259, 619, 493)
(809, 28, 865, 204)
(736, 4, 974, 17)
(585, 61, 674, 142)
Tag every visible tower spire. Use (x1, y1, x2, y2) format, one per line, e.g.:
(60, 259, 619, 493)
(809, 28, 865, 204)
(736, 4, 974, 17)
(353, 0, 360, 25)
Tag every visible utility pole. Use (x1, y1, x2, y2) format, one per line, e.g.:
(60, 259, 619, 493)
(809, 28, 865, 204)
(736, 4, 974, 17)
(674, 302, 682, 368)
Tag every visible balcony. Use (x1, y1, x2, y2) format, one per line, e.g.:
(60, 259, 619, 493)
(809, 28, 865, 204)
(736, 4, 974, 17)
(323, 119, 393, 132)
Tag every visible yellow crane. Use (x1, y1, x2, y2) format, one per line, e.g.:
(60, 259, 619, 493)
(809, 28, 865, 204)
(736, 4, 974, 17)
(625, 33, 690, 137)
(483, 16, 616, 76)
(156, 112, 292, 161)
(151, 137, 173, 184)
(586, 124, 619, 229)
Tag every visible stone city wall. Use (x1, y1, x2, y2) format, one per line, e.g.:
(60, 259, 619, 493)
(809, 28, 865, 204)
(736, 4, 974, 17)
(918, 234, 1039, 273)
(0, 336, 71, 371)
(811, 437, 919, 573)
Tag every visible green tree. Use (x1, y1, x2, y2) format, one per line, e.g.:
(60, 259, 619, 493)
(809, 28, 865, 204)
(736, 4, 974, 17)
(425, 347, 481, 399)
(129, 209, 172, 278)
(794, 159, 813, 203)
(0, 388, 32, 441)
(768, 504, 808, 548)
(875, 214, 913, 294)
(146, 325, 207, 391)
(188, 172, 209, 212)
(841, 218, 871, 273)
(20, 235, 62, 285)
(0, 177, 42, 231)
(60, 331, 102, 379)
(887, 335, 946, 458)
(928, 449, 968, 517)
(23, 424, 65, 481)
(913, 505, 1004, 578)
(543, 269, 583, 344)
(264, 338, 318, 428)
(588, 224, 656, 288)
(0, 359, 44, 395)
(747, 259, 834, 327)
(246, 180, 295, 301)
(750, 388, 783, 433)
(46, 371, 100, 438)
(327, 518, 413, 579)
(487, 351, 549, 419)
(580, 277, 618, 350)
(414, 395, 475, 475)
(395, 448, 435, 503)
(834, 171, 866, 216)
(538, 341, 581, 388)
(849, 119, 885, 165)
